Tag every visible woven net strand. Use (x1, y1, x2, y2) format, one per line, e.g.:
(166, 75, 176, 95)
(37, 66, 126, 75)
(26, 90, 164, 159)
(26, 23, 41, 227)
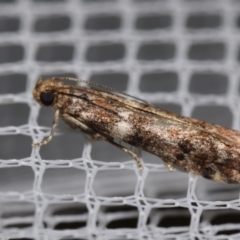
(0, 0, 240, 240)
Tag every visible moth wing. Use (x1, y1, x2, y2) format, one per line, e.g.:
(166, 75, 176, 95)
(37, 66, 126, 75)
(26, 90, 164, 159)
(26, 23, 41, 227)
(57, 84, 240, 146)
(104, 92, 240, 146)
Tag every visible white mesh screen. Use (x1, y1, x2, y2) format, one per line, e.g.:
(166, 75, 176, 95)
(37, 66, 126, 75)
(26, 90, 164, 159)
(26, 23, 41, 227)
(1, 0, 240, 239)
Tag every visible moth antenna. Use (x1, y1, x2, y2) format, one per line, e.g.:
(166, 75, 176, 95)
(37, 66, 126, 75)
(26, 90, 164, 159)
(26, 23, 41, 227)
(54, 77, 149, 105)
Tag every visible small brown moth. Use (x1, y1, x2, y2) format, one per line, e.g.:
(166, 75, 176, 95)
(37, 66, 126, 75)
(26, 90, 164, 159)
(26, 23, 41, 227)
(32, 77, 240, 183)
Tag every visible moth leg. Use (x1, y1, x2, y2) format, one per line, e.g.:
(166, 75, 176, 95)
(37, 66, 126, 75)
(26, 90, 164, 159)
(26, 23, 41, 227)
(62, 114, 105, 141)
(166, 163, 173, 171)
(106, 139, 143, 170)
(62, 114, 143, 170)
(32, 110, 59, 147)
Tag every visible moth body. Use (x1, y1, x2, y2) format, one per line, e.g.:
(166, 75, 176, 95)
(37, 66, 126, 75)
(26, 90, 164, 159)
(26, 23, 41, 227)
(33, 77, 240, 184)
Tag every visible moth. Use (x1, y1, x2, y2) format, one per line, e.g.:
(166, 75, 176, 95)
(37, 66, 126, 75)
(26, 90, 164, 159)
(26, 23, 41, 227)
(32, 77, 240, 184)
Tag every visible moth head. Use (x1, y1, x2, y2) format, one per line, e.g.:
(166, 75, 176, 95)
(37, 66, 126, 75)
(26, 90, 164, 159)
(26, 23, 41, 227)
(33, 78, 61, 107)
(39, 90, 55, 106)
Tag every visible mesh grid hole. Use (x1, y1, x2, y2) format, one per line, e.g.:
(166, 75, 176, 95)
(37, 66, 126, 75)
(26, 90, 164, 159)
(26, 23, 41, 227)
(84, 14, 121, 31)
(0, 44, 24, 63)
(90, 72, 128, 91)
(0, 103, 29, 127)
(202, 209, 240, 237)
(39, 132, 85, 159)
(36, 44, 74, 62)
(44, 203, 88, 230)
(137, 42, 175, 60)
(188, 42, 225, 60)
(189, 72, 228, 94)
(139, 71, 178, 92)
(0, 135, 32, 159)
(0, 73, 27, 94)
(0, 16, 20, 32)
(186, 13, 222, 29)
(144, 171, 188, 199)
(41, 168, 86, 194)
(100, 205, 139, 229)
(148, 207, 191, 228)
(107, 216, 138, 229)
(86, 43, 125, 62)
(91, 140, 129, 162)
(135, 14, 172, 30)
(0, 166, 34, 192)
(93, 169, 137, 197)
(2, 201, 35, 231)
(34, 15, 71, 32)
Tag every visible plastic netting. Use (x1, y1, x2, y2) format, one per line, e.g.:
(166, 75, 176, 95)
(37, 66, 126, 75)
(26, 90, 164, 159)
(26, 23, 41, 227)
(1, 0, 240, 239)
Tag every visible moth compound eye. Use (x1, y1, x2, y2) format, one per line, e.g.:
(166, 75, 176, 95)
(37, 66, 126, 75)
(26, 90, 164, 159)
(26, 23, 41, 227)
(40, 91, 54, 106)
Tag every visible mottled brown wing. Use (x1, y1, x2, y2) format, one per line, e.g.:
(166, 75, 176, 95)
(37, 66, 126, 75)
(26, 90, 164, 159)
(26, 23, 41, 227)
(98, 88, 240, 147)
(57, 84, 240, 147)
(128, 99, 240, 147)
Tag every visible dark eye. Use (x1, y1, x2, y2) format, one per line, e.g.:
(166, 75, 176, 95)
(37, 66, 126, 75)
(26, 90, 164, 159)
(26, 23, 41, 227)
(40, 91, 54, 106)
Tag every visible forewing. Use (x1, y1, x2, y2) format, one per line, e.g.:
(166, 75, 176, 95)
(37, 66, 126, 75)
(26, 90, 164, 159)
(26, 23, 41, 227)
(55, 84, 240, 147)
